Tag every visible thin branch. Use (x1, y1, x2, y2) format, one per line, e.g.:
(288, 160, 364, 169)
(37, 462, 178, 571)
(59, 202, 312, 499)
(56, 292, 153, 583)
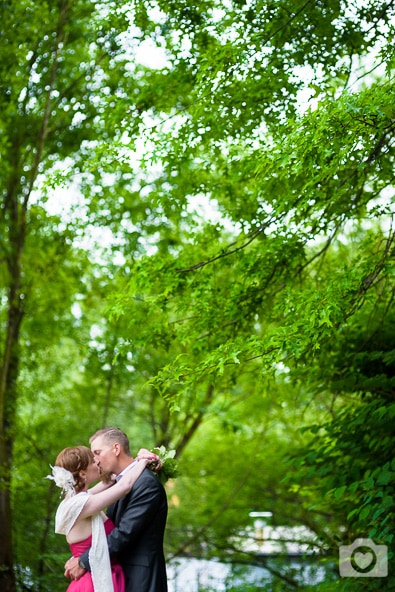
(176, 225, 268, 273)
(174, 383, 214, 457)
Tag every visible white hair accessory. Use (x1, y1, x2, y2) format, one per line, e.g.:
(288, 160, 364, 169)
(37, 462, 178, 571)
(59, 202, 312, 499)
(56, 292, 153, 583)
(46, 465, 76, 496)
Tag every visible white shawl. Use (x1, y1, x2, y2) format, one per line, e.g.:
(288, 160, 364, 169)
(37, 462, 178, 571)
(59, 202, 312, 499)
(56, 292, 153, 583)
(55, 492, 114, 592)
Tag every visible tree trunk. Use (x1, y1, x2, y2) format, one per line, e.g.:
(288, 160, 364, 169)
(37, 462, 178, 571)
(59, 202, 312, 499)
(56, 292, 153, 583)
(0, 3, 61, 575)
(0, 441, 15, 592)
(0, 201, 25, 592)
(0, 309, 23, 591)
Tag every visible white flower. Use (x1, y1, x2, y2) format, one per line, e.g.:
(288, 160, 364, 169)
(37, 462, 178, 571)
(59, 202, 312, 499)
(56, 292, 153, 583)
(46, 465, 76, 496)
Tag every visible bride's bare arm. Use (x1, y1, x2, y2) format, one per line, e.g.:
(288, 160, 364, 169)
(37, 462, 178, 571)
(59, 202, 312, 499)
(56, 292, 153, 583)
(79, 459, 150, 517)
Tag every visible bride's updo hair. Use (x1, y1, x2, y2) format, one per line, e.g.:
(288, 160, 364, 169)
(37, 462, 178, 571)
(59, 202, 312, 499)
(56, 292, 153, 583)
(55, 446, 94, 493)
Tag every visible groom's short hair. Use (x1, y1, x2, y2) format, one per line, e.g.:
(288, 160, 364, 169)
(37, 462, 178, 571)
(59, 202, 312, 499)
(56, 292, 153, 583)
(90, 426, 131, 455)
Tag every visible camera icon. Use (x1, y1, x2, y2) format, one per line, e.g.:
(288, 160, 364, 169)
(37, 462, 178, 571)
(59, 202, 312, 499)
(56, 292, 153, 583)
(339, 538, 388, 577)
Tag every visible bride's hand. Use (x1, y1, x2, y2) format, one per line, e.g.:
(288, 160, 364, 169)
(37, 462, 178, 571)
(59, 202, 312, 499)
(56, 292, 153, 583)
(136, 448, 163, 472)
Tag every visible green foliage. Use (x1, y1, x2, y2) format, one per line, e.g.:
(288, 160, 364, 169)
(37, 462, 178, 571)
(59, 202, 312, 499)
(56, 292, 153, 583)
(290, 287, 395, 586)
(151, 445, 180, 484)
(289, 395, 395, 534)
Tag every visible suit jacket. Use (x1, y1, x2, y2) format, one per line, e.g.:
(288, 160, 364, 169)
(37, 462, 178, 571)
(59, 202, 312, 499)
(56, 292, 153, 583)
(81, 468, 168, 592)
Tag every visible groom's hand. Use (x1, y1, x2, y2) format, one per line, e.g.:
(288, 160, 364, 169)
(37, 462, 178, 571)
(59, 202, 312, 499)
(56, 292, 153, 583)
(64, 556, 86, 580)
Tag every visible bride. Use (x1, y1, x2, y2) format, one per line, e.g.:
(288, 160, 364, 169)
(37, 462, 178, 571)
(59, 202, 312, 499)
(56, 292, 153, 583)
(48, 445, 159, 592)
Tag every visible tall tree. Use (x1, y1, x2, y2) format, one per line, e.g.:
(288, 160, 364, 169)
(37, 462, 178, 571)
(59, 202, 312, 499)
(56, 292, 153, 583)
(0, 1, 167, 588)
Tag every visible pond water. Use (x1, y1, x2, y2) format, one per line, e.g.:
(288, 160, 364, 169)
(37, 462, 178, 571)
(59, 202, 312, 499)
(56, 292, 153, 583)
(167, 556, 333, 591)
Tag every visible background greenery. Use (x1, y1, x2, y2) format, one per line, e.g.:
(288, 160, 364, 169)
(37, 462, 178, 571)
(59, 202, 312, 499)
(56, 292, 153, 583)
(1, 1, 394, 591)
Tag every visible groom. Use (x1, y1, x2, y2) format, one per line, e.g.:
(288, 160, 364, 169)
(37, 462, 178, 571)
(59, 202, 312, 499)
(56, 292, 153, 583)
(65, 427, 168, 592)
